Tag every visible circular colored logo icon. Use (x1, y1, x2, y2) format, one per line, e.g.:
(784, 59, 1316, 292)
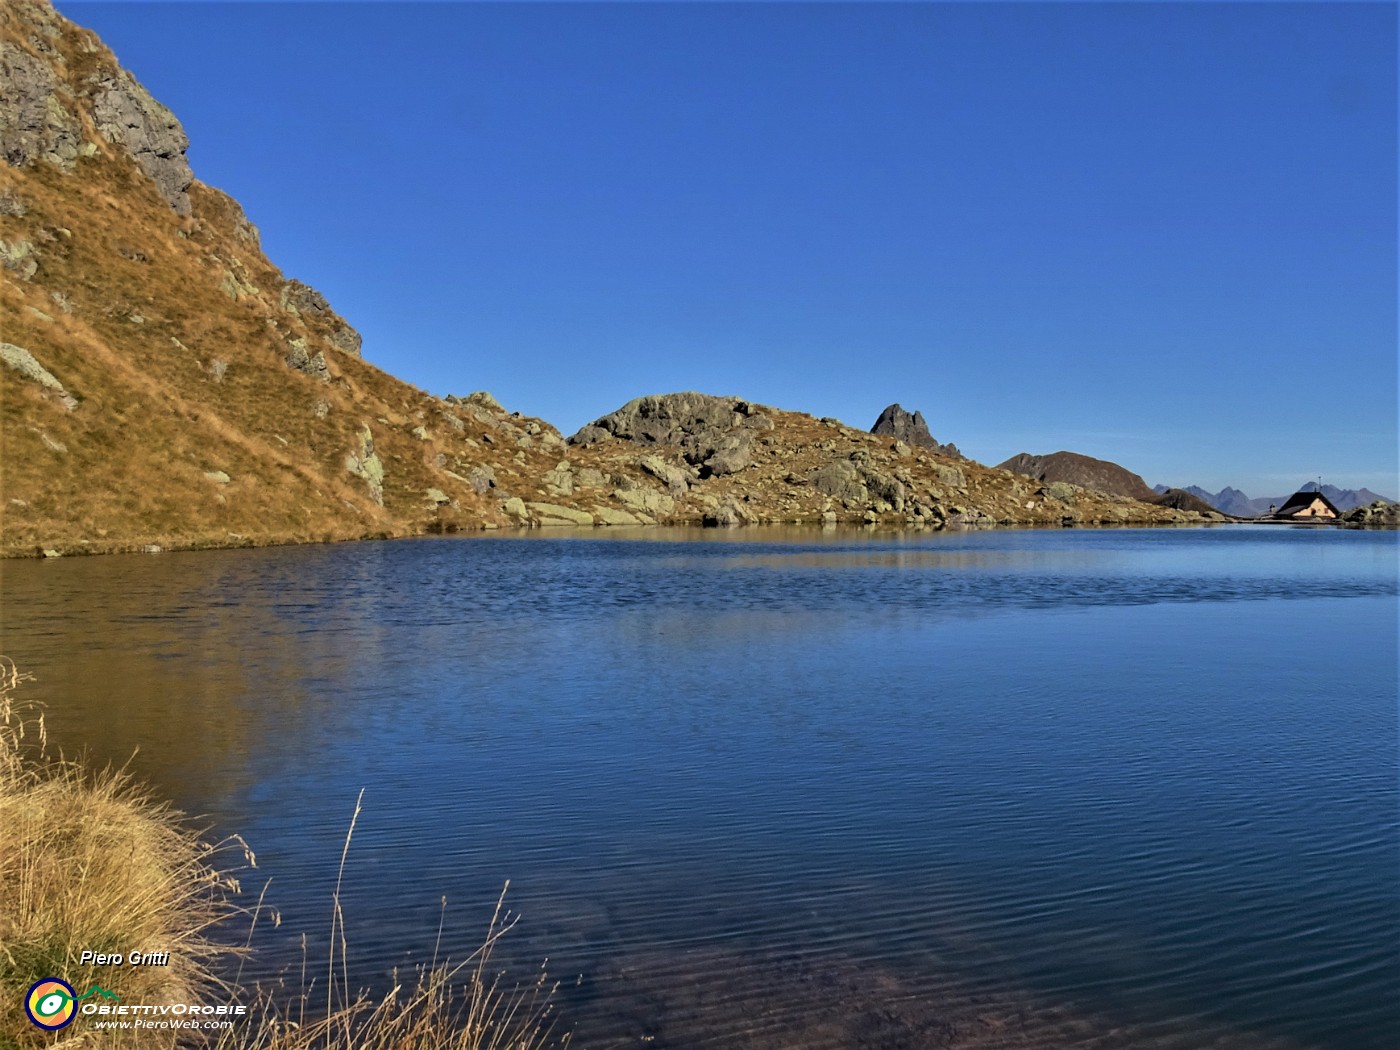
(25, 978, 77, 1030)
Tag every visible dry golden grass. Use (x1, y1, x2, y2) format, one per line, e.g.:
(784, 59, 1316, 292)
(0, 664, 570, 1050)
(0, 657, 244, 1048)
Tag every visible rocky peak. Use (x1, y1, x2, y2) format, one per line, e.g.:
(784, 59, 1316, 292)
(869, 403, 961, 459)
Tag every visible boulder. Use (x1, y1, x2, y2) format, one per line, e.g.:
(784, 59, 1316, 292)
(616, 486, 674, 517)
(637, 455, 690, 493)
(808, 460, 867, 503)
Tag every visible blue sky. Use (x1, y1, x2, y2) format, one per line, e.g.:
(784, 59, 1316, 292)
(62, 2, 1397, 496)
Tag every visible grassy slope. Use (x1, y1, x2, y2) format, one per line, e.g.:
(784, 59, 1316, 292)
(0, 3, 1203, 558)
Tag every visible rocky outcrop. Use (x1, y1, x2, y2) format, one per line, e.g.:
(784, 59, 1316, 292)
(285, 339, 329, 381)
(1340, 500, 1400, 529)
(90, 66, 193, 214)
(0, 39, 83, 169)
(280, 279, 362, 356)
(345, 425, 385, 505)
(571, 392, 773, 479)
(870, 404, 960, 459)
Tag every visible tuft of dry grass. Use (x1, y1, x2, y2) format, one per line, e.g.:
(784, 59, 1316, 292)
(0, 663, 571, 1050)
(0, 656, 246, 1048)
(222, 882, 571, 1050)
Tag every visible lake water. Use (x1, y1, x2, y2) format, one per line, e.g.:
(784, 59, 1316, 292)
(2, 526, 1396, 1049)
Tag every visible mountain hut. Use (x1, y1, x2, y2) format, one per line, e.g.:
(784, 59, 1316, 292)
(1271, 491, 1341, 520)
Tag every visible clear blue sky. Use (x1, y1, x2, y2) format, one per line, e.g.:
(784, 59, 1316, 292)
(62, 1, 1397, 497)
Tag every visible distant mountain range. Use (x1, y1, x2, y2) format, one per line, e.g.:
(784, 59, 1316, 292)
(1151, 483, 1395, 517)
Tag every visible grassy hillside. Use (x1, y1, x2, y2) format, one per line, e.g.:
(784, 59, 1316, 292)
(0, 0, 1205, 558)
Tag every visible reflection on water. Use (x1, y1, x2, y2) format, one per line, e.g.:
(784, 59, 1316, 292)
(1, 526, 1396, 1049)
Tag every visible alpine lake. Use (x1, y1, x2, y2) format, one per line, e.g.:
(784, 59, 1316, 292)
(4, 524, 1396, 1049)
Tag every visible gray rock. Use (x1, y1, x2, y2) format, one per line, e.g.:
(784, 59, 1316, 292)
(699, 435, 753, 477)
(0, 238, 38, 279)
(425, 487, 450, 505)
(467, 465, 496, 493)
(637, 455, 690, 494)
(935, 465, 966, 489)
(88, 65, 193, 213)
(345, 425, 384, 504)
(1, 341, 63, 390)
(869, 403, 961, 459)
(593, 506, 640, 526)
(861, 467, 906, 512)
(616, 486, 674, 517)
(572, 393, 770, 479)
(279, 279, 330, 318)
(808, 460, 868, 503)
(204, 470, 231, 484)
(502, 496, 529, 523)
(286, 339, 329, 381)
(575, 467, 607, 489)
(702, 499, 750, 527)
(463, 391, 503, 411)
(527, 502, 594, 526)
(0, 41, 83, 169)
(543, 462, 575, 496)
(280, 279, 361, 355)
(0, 187, 26, 216)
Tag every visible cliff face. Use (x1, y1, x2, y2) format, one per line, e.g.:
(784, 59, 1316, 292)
(0, 1, 1205, 556)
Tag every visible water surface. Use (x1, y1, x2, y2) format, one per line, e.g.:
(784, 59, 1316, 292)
(2, 526, 1396, 1049)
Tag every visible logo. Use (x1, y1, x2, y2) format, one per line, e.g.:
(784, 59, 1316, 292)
(25, 978, 77, 1030)
(24, 979, 119, 1030)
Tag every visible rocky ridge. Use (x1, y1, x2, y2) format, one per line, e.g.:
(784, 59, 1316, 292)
(1, 0, 1211, 557)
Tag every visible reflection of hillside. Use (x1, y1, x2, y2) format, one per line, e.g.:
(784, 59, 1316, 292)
(0, 544, 405, 815)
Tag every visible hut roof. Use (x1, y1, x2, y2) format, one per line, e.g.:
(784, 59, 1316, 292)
(1275, 490, 1341, 516)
